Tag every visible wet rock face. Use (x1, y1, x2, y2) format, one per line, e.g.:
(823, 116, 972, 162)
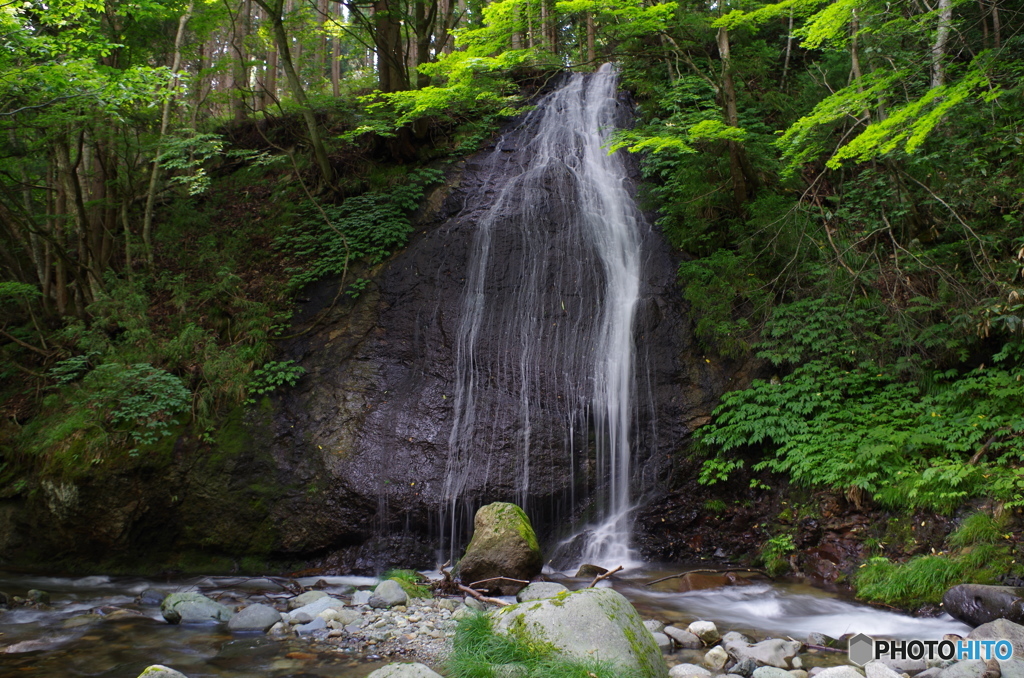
(267, 93, 733, 568)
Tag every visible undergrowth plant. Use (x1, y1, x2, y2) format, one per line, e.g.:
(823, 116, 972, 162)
(444, 612, 617, 678)
(696, 295, 1024, 513)
(854, 513, 1011, 608)
(383, 569, 432, 599)
(278, 167, 444, 290)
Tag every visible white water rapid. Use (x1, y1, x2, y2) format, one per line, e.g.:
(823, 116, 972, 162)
(443, 64, 646, 568)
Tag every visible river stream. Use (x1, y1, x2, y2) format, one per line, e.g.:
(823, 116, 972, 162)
(0, 569, 970, 677)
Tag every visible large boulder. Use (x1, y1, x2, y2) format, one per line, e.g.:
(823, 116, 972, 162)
(492, 587, 668, 677)
(160, 593, 233, 624)
(457, 503, 542, 595)
(944, 585, 1024, 626)
(517, 582, 569, 602)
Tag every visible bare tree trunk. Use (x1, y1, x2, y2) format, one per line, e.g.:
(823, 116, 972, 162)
(931, 0, 952, 87)
(780, 10, 793, 87)
(991, 0, 1001, 47)
(230, 0, 251, 121)
(331, 1, 342, 95)
(255, 0, 336, 184)
(717, 26, 748, 205)
(143, 0, 194, 268)
(586, 11, 595, 65)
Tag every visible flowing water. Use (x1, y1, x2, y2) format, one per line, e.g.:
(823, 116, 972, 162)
(444, 64, 647, 567)
(0, 571, 971, 677)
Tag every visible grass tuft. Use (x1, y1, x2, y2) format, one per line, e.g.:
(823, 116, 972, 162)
(444, 611, 618, 678)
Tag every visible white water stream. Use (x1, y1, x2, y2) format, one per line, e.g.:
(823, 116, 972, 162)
(444, 64, 645, 567)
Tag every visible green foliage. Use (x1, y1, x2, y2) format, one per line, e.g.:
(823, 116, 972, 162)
(761, 533, 795, 577)
(278, 167, 444, 290)
(383, 569, 432, 599)
(444, 611, 617, 678)
(855, 513, 1010, 607)
(83, 363, 191, 450)
(47, 353, 98, 385)
(697, 296, 1024, 513)
(245, 360, 305, 405)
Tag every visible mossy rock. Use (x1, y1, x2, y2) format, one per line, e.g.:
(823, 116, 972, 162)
(457, 502, 542, 595)
(492, 587, 668, 677)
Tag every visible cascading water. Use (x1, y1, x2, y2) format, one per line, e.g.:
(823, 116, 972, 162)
(442, 64, 648, 568)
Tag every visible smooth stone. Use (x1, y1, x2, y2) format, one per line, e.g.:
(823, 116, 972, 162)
(705, 646, 729, 671)
(671, 664, 713, 678)
(160, 593, 233, 624)
(366, 663, 443, 678)
(968, 619, 1024, 659)
(576, 564, 610, 578)
(352, 590, 373, 606)
(228, 603, 281, 632)
(725, 637, 802, 669)
(646, 620, 668, 634)
(296, 616, 328, 636)
(653, 632, 673, 652)
(916, 669, 944, 678)
(733, 659, 758, 677)
(137, 667, 189, 678)
(791, 672, 808, 678)
(814, 667, 865, 678)
(138, 589, 167, 606)
(690, 621, 722, 644)
(754, 667, 795, 678)
(1000, 659, 1024, 678)
(290, 596, 344, 620)
(288, 591, 329, 610)
(291, 611, 312, 623)
(465, 597, 486, 611)
(435, 598, 458, 611)
(667, 627, 704, 649)
(267, 621, 293, 637)
(370, 580, 408, 609)
(793, 659, 803, 670)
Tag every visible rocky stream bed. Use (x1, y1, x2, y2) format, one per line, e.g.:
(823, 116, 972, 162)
(0, 568, 985, 678)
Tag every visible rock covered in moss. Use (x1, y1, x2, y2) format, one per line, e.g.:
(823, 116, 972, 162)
(516, 582, 568, 602)
(492, 587, 668, 677)
(160, 592, 234, 624)
(457, 502, 542, 595)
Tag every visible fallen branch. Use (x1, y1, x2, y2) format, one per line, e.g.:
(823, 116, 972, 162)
(644, 567, 769, 587)
(469, 577, 529, 589)
(590, 565, 623, 587)
(458, 583, 509, 607)
(969, 427, 1011, 465)
(805, 644, 845, 653)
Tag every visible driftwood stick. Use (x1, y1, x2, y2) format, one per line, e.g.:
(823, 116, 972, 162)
(643, 567, 769, 587)
(805, 644, 845, 653)
(590, 565, 623, 588)
(469, 576, 529, 588)
(458, 583, 509, 607)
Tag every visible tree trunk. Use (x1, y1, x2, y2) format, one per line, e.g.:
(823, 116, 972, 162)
(781, 10, 793, 87)
(255, 0, 337, 184)
(230, 0, 251, 121)
(143, 0, 194, 268)
(586, 11, 595, 65)
(717, 26, 749, 205)
(931, 0, 952, 88)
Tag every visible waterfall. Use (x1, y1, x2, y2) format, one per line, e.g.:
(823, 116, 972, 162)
(443, 64, 648, 569)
